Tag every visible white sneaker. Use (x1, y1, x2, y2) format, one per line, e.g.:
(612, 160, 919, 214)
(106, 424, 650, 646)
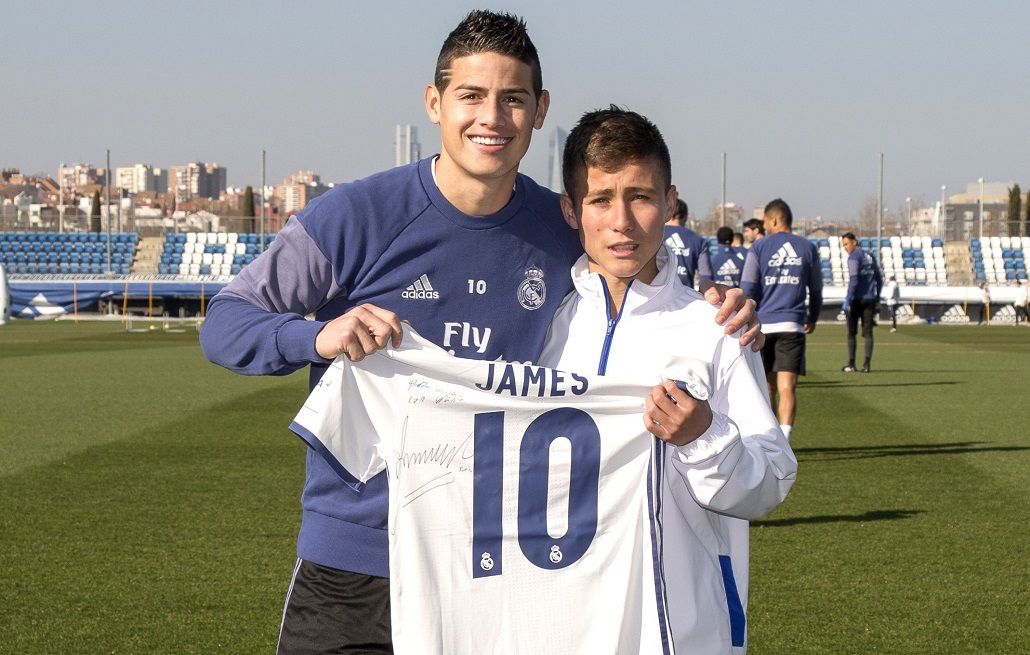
(890, 327, 897, 333)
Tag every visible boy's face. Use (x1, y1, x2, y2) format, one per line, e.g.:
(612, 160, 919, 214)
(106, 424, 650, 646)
(561, 158, 675, 288)
(425, 52, 548, 192)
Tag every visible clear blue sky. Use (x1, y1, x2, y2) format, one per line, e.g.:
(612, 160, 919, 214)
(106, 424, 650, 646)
(3, 0, 1028, 221)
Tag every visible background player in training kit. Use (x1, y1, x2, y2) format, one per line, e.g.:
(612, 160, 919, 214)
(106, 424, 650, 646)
(201, 11, 760, 653)
(663, 198, 712, 289)
(742, 218, 765, 247)
(840, 232, 883, 373)
(711, 225, 746, 287)
(740, 199, 823, 441)
(539, 106, 795, 653)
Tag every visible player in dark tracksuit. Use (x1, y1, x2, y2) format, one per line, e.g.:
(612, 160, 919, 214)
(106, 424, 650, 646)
(841, 232, 883, 373)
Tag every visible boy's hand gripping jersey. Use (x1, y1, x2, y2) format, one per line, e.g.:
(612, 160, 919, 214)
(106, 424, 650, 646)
(291, 326, 682, 654)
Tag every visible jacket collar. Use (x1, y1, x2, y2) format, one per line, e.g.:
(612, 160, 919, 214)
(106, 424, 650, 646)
(570, 244, 683, 315)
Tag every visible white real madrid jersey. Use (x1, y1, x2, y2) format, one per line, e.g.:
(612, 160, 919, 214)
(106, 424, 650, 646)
(291, 325, 680, 655)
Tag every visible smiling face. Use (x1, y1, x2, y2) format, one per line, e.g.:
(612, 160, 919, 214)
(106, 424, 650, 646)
(425, 51, 548, 210)
(562, 158, 676, 293)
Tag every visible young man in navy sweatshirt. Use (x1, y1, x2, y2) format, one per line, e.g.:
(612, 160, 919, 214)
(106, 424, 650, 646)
(663, 199, 713, 289)
(201, 10, 760, 653)
(740, 199, 823, 441)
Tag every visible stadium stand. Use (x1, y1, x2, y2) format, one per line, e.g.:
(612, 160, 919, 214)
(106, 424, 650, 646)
(0, 231, 138, 275)
(157, 232, 273, 277)
(969, 236, 1029, 284)
(814, 236, 953, 287)
(9, 229, 1027, 287)
(0, 230, 273, 279)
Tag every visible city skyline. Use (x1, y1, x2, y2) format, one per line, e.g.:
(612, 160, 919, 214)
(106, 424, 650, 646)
(3, 1, 1029, 221)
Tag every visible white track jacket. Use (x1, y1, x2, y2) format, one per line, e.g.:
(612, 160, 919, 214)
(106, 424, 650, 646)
(539, 247, 798, 654)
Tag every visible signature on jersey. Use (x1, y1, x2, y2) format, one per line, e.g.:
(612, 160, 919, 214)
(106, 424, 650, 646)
(393, 418, 473, 507)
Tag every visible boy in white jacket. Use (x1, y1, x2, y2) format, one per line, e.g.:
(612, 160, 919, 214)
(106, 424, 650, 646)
(539, 106, 797, 654)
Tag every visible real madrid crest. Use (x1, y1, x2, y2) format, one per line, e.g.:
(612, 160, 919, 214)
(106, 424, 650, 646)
(517, 266, 546, 310)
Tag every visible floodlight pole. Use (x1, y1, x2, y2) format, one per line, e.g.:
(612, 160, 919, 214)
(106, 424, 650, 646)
(978, 177, 984, 240)
(720, 152, 727, 228)
(876, 153, 883, 266)
(106, 149, 113, 275)
(58, 161, 65, 234)
(260, 149, 266, 246)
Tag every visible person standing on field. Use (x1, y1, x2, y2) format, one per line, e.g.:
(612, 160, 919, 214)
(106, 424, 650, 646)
(978, 281, 991, 325)
(741, 199, 823, 441)
(1014, 280, 1028, 326)
(663, 199, 713, 289)
(711, 226, 745, 287)
(840, 232, 883, 373)
(882, 275, 900, 332)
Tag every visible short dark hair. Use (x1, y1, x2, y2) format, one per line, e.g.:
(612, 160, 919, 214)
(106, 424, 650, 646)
(842, 232, 857, 242)
(674, 199, 688, 222)
(764, 198, 793, 228)
(716, 226, 733, 244)
(743, 218, 764, 235)
(562, 105, 672, 202)
(435, 11, 543, 96)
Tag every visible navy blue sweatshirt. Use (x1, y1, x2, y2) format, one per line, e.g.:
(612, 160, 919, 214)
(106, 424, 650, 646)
(740, 232, 823, 326)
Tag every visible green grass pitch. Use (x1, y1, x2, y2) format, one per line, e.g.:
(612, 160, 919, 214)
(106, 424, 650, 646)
(1, 320, 1028, 653)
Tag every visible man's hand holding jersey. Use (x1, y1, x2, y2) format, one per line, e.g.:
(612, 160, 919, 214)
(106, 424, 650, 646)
(315, 303, 403, 362)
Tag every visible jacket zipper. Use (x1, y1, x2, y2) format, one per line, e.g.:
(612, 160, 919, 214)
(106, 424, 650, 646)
(597, 277, 632, 376)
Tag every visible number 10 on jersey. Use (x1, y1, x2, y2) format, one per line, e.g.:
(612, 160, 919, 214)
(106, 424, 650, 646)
(472, 408, 601, 579)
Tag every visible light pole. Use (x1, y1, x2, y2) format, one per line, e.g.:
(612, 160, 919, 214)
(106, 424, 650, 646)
(720, 152, 726, 228)
(978, 177, 985, 241)
(940, 185, 947, 240)
(58, 161, 65, 233)
(905, 197, 911, 231)
(260, 149, 267, 246)
(876, 153, 883, 265)
(106, 149, 113, 276)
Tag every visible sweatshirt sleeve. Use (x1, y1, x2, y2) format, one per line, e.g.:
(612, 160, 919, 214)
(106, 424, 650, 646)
(668, 338, 797, 520)
(696, 240, 713, 283)
(739, 249, 761, 302)
(199, 217, 343, 376)
(845, 251, 859, 304)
